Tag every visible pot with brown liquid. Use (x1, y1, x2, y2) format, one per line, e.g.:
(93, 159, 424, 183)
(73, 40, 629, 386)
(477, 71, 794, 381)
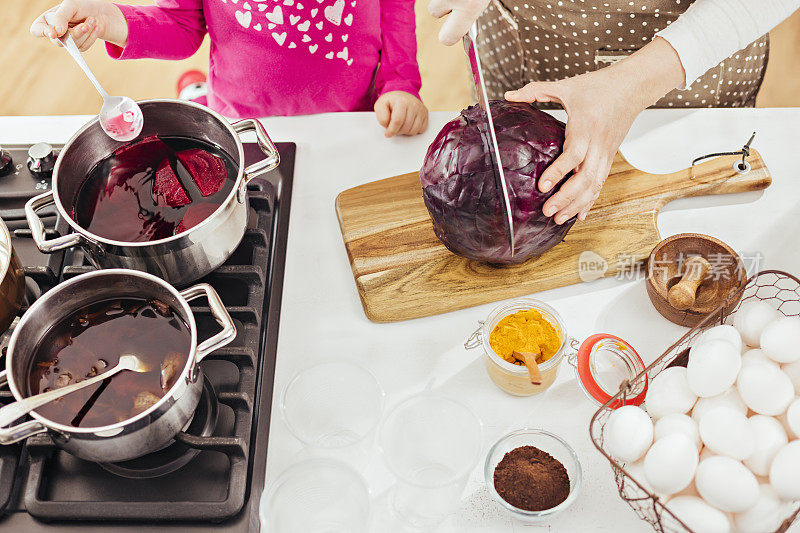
(0, 269, 236, 462)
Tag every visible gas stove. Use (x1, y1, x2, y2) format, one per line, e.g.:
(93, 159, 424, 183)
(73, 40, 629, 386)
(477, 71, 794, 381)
(0, 141, 294, 530)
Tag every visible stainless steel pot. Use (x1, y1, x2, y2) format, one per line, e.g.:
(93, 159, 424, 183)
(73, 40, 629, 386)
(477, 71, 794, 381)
(0, 269, 236, 463)
(25, 99, 280, 287)
(0, 219, 24, 334)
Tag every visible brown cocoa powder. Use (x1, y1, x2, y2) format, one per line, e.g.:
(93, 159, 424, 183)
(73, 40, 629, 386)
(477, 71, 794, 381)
(493, 445, 570, 511)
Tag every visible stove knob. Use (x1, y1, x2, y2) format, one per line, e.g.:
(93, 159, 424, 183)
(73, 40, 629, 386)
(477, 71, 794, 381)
(27, 143, 56, 177)
(0, 146, 12, 176)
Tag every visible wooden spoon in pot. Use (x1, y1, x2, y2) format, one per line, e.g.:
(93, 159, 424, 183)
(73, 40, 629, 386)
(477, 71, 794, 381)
(512, 350, 543, 385)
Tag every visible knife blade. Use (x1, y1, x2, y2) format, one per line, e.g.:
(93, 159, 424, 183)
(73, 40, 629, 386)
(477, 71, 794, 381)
(462, 23, 515, 256)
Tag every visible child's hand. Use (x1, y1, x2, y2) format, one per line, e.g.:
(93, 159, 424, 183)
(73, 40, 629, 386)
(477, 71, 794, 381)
(374, 91, 429, 138)
(30, 0, 128, 51)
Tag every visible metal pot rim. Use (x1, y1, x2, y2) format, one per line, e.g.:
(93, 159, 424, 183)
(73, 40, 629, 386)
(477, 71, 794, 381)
(5, 269, 200, 434)
(51, 98, 246, 248)
(0, 220, 12, 283)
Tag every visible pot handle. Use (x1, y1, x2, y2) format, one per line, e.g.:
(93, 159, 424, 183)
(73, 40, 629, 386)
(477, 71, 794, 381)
(25, 191, 83, 253)
(231, 118, 280, 182)
(180, 283, 237, 362)
(0, 419, 47, 445)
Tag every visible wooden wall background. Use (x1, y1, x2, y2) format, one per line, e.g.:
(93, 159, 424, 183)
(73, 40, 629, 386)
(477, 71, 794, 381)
(3, 0, 798, 116)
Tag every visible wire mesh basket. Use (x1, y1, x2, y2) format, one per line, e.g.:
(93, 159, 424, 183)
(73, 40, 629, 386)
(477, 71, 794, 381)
(589, 270, 800, 533)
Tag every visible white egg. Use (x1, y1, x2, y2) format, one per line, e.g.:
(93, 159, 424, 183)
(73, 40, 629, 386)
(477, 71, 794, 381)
(769, 441, 800, 500)
(691, 388, 748, 425)
(782, 359, 800, 394)
(644, 433, 698, 495)
(696, 456, 759, 512)
(625, 460, 657, 495)
(743, 415, 788, 476)
(734, 301, 780, 347)
(694, 324, 743, 353)
(760, 316, 800, 363)
(734, 484, 788, 533)
(687, 339, 742, 398)
(741, 348, 778, 369)
(699, 407, 755, 460)
(655, 414, 701, 451)
(665, 496, 731, 533)
(645, 367, 698, 419)
(737, 364, 794, 416)
(606, 405, 653, 462)
(783, 398, 800, 438)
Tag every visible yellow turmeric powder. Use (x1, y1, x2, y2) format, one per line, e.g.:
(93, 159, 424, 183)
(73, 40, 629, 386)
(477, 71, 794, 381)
(489, 309, 561, 364)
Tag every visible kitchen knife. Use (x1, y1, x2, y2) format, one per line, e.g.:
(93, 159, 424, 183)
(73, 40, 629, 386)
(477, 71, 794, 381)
(462, 23, 515, 256)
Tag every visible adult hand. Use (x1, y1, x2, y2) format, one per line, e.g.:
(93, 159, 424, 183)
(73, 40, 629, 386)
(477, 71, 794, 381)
(428, 0, 490, 45)
(30, 0, 128, 51)
(375, 91, 429, 138)
(505, 37, 685, 224)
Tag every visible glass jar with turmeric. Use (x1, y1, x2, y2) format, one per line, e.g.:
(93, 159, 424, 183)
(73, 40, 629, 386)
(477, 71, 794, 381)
(466, 299, 568, 396)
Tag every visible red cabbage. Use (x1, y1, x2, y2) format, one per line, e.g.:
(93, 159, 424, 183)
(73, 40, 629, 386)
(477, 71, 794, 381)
(420, 101, 576, 264)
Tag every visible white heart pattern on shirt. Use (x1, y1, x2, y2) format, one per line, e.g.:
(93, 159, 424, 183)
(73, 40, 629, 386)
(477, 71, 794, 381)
(344, 13, 353, 25)
(310, 8, 318, 16)
(289, 14, 300, 25)
(315, 21, 323, 29)
(342, 34, 348, 42)
(309, 44, 318, 53)
(283, 0, 294, 5)
(324, 0, 344, 25)
(351, 1, 356, 5)
(234, 10, 252, 28)
(347, 58, 353, 65)
(268, 23, 276, 29)
(242, 2, 251, 9)
(336, 46, 348, 61)
(258, 3, 267, 10)
(289, 42, 297, 48)
(297, 3, 304, 8)
(253, 22, 262, 30)
(325, 52, 334, 59)
(272, 31, 287, 45)
(297, 20, 310, 31)
(264, 5, 283, 24)
(324, 33, 332, 42)
(231, 0, 238, 3)
(302, 34, 311, 42)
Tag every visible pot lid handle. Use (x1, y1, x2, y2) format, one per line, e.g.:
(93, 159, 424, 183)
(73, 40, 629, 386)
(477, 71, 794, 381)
(576, 333, 648, 409)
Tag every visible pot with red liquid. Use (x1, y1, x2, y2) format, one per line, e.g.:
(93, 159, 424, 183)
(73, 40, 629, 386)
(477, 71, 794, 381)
(0, 269, 236, 462)
(24, 99, 279, 287)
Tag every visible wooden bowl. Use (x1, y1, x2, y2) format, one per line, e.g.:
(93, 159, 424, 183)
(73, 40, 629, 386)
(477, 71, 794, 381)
(646, 233, 747, 327)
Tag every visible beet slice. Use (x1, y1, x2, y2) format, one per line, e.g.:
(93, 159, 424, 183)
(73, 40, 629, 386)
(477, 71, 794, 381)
(175, 203, 219, 235)
(153, 160, 191, 207)
(176, 149, 226, 197)
(114, 135, 171, 167)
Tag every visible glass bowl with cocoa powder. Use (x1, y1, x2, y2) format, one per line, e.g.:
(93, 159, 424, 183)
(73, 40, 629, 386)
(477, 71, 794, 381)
(484, 428, 582, 522)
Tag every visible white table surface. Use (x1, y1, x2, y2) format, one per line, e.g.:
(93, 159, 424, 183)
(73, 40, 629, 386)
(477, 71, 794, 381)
(2, 108, 799, 532)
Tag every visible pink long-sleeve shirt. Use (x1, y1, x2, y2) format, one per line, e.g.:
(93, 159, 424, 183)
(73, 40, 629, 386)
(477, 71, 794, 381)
(106, 0, 421, 118)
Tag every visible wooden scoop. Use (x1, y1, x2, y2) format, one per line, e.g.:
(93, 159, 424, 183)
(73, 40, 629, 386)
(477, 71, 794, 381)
(512, 350, 543, 385)
(668, 256, 712, 310)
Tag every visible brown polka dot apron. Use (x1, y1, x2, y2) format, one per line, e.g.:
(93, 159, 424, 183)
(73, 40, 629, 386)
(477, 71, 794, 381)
(476, 0, 768, 107)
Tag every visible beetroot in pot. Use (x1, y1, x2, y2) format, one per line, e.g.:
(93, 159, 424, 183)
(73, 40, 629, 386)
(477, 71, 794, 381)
(420, 101, 576, 264)
(176, 148, 227, 197)
(153, 159, 191, 207)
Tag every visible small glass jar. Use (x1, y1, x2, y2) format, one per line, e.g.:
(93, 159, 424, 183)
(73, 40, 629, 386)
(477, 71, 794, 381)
(466, 299, 568, 396)
(467, 300, 648, 405)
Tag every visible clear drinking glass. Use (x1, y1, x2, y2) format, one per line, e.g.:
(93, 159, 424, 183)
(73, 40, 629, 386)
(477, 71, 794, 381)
(261, 458, 370, 533)
(379, 392, 483, 530)
(280, 361, 384, 467)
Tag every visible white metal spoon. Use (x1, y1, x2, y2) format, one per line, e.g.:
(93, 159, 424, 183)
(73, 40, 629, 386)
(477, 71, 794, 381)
(0, 355, 150, 428)
(44, 14, 143, 142)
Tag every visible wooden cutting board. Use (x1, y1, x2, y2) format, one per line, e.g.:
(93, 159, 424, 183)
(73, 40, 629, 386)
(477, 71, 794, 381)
(335, 150, 772, 322)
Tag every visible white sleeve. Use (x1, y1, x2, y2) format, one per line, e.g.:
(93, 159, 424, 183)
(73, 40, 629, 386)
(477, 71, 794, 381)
(655, 0, 800, 87)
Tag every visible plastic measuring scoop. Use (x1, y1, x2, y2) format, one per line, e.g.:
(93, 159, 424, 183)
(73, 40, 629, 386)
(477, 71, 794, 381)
(44, 14, 143, 142)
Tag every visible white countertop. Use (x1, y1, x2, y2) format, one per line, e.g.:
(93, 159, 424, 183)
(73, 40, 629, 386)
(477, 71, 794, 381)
(3, 108, 799, 532)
